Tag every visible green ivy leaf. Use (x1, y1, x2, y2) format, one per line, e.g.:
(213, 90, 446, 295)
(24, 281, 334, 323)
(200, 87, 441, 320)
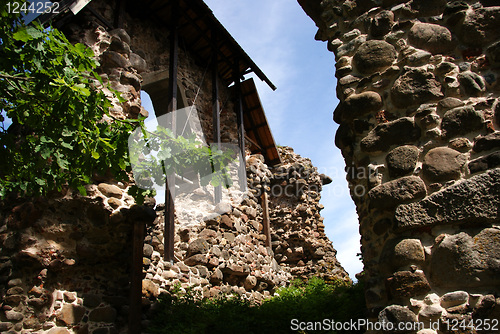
(77, 185, 87, 196)
(60, 142, 73, 150)
(12, 28, 31, 42)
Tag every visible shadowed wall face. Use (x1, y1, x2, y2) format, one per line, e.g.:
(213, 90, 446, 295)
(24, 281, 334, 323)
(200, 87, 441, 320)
(299, 0, 500, 328)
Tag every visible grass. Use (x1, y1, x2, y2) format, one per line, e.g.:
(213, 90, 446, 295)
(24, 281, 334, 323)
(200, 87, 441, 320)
(148, 277, 366, 334)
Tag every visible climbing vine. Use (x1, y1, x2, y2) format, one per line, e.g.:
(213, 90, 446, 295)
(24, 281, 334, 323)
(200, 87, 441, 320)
(0, 4, 236, 203)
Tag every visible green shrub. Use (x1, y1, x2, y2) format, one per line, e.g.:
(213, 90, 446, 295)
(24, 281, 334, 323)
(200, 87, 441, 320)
(148, 278, 366, 334)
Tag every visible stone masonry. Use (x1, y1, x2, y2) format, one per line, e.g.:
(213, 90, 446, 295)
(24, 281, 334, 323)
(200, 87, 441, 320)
(0, 1, 349, 332)
(299, 0, 500, 332)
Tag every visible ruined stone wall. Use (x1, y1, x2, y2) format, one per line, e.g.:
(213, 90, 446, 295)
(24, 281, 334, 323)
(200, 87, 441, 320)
(0, 2, 349, 333)
(299, 0, 500, 331)
(139, 147, 349, 324)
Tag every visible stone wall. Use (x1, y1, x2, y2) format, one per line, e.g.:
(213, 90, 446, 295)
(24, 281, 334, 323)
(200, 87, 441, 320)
(0, 188, 155, 333)
(0, 148, 348, 333)
(299, 0, 500, 331)
(0, 2, 349, 332)
(139, 147, 349, 317)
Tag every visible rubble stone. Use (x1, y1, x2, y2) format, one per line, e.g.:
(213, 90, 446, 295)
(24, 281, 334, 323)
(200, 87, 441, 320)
(391, 69, 443, 108)
(408, 23, 454, 54)
(353, 40, 397, 75)
(422, 147, 465, 182)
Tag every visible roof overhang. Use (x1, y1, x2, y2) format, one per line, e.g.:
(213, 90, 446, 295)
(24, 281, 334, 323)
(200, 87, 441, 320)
(39, 0, 276, 91)
(237, 78, 282, 166)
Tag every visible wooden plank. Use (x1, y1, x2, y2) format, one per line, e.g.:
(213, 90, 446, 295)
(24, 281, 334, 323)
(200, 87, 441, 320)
(234, 58, 247, 192)
(164, 0, 178, 263)
(114, 0, 125, 29)
(212, 29, 222, 203)
(261, 190, 271, 248)
(243, 104, 267, 158)
(85, 5, 114, 30)
(164, 185, 175, 262)
(128, 220, 145, 334)
(244, 134, 262, 150)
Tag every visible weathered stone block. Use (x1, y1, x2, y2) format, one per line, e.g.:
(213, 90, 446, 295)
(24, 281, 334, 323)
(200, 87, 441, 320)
(97, 183, 123, 199)
(5, 310, 23, 321)
(469, 152, 500, 174)
(210, 268, 223, 285)
(408, 23, 454, 54)
(184, 254, 209, 266)
(430, 229, 500, 288)
(393, 239, 426, 268)
(143, 244, 154, 258)
(391, 69, 443, 108)
(458, 7, 500, 46)
(142, 280, 159, 299)
(370, 10, 394, 38)
(486, 41, 500, 66)
(386, 145, 419, 178)
(107, 198, 121, 209)
(0, 323, 13, 331)
(57, 304, 86, 325)
(47, 328, 71, 334)
(408, 0, 447, 17)
(361, 118, 421, 153)
(220, 215, 234, 229)
(419, 304, 444, 322)
(109, 36, 130, 55)
(336, 91, 382, 122)
(368, 176, 426, 210)
(109, 28, 131, 45)
(187, 238, 209, 256)
(378, 305, 418, 333)
(387, 271, 431, 298)
(395, 168, 500, 230)
(473, 132, 500, 152)
(336, 35, 367, 58)
(448, 138, 472, 153)
(335, 123, 354, 152)
(440, 291, 469, 309)
(441, 106, 484, 139)
(422, 147, 465, 182)
(437, 97, 464, 112)
(101, 51, 131, 69)
(244, 275, 257, 291)
(458, 71, 486, 97)
(353, 40, 397, 75)
(222, 263, 250, 276)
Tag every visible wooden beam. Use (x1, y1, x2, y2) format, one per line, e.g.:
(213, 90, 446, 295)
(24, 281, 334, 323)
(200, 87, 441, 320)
(234, 58, 247, 192)
(212, 29, 222, 203)
(114, 0, 125, 29)
(85, 5, 114, 30)
(164, 0, 179, 263)
(128, 219, 145, 334)
(243, 102, 267, 157)
(261, 190, 271, 248)
(250, 122, 269, 130)
(244, 134, 262, 150)
(177, 3, 236, 77)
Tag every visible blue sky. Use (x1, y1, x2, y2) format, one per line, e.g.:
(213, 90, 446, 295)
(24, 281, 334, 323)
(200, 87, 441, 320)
(203, 0, 363, 278)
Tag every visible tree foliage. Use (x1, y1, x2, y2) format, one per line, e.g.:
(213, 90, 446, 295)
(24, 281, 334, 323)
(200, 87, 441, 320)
(0, 3, 139, 199)
(148, 278, 366, 334)
(0, 4, 236, 203)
